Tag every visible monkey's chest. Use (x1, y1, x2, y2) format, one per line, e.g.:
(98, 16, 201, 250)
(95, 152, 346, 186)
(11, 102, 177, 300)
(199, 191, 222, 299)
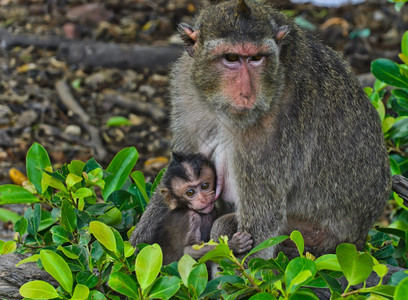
(199, 213, 214, 242)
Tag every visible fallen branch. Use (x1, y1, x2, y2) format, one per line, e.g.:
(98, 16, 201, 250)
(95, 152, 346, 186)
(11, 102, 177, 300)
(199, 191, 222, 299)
(55, 79, 107, 160)
(103, 92, 167, 122)
(0, 253, 56, 300)
(0, 28, 182, 71)
(392, 175, 408, 205)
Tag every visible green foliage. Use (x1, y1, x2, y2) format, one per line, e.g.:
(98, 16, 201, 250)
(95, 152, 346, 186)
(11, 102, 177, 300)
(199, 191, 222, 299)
(2, 143, 407, 299)
(366, 31, 408, 252)
(388, 0, 408, 12)
(366, 31, 408, 180)
(2, 20, 408, 300)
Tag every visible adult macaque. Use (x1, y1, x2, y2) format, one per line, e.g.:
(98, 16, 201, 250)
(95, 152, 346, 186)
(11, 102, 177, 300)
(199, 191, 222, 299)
(152, 152, 252, 265)
(130, 0, 391, 259)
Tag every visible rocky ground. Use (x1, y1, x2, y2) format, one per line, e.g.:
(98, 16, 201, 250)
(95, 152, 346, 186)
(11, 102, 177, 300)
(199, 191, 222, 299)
(0, 0, 407, 237)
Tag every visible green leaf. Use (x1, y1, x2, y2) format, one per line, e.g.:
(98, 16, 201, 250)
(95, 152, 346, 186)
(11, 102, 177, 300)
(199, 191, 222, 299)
(111, 227, 125, 259)
(395, 277, 408, 300)
(26, 143, 52, 195)
(359, 285, 396, 298)
(97, 207, 122, 226)
(74, 188, 93, 199)
(131, 171, 150, 204)
(19, 280, 59, 299)
(201, 275, 245, 298)
(336, 243, 374, 286)
(106, 116, 132, 127)
(51, 225, 70, 245)
(76, 270, 99, 289)
(315, 254, 342, 271)
(88, 290, 107, 299)
(0, 184, 40, 204)
(72, 284, 90, 300)
(249, 292, 277, 299)
(285, 257, 317, 294)
(388, 270, 408, 286)
(373, 263, 388, 278)
(124, 241, 135, 258)
(61, 199, 77, 233)
(244, 235, 289, 262)
(288, 288, 319, 300)
(16, 254, 40, 266)
(25, 203, 41, 237)
(187, 263, 208, 297)
(402, 31, 408, 57)
(2, 241, 17, 254)
(89, 221, 116, 252)
(136, 243, 163, 290)
(382, 116, 395, 134)
(0, 207, 21, 223)
(71, 78, 82, 90)
(371, 58, 408, 88)
(290, 231, 304, 257)
(149, 276, 182, 300)
(374, 79, 388, 92)
(66, 173, 83, 189)
(40, 250, 73, 293)
(390, 156, 402, 176)
(14, 217, 28, 236)
(198, 240, 231, 264)
(38, 210, 54, 231)
(102, 147, 139, 200)
(109, 271, 140, 299)
(318, 271, 342, 294)
(58, 246, 80, 259)
(178, 254, 197, 287)
(151, 168, 166, 195)
(387, 117, 408, 139)
(68, 160, 85, 176)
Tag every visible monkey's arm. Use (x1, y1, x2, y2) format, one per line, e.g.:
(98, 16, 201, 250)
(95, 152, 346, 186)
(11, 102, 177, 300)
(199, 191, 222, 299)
(129, 188, 168, 246)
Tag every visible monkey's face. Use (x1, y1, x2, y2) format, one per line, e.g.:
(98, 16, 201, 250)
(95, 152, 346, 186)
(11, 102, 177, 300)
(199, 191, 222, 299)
(179, 0, 290, 127)
(172, 167, 216, 214)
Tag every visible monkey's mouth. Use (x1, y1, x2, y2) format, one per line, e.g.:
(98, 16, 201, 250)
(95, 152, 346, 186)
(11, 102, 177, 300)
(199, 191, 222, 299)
(229, 107, 251, 115)
(198, 201, 215, 214)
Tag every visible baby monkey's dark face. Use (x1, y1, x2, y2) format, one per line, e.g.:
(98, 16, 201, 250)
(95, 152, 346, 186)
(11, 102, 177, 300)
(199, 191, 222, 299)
(172, 165, 216, 214)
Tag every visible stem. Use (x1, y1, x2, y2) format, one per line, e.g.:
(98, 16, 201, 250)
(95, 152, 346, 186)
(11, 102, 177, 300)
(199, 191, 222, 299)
(230, 254, 262, 293)
(388, 145, 408, 158)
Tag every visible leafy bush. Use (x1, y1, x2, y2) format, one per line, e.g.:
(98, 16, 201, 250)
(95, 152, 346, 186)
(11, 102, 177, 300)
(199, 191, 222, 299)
(0, 142, 407, 299)
(364, 31, 408, 271)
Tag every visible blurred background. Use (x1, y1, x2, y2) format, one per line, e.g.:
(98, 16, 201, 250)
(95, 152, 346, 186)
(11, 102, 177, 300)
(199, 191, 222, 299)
(0, 0, 407, 187)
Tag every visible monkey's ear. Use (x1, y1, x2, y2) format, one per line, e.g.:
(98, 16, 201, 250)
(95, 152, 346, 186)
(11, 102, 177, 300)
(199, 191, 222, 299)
(178, 23, 198, 57)
(275, 25, 291, 44)
(161, 188, 178, 210)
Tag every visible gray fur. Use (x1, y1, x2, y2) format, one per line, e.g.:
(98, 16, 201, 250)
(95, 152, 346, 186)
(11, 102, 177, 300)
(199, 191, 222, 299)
(130, 0, 391, 259)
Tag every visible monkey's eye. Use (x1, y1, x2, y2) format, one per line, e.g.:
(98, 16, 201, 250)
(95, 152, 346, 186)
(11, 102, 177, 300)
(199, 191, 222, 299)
(251, 55, 263, 61)
(224, 54, 239, 62)
(201, 182, 210, 190)
(186, 189, 196, 197)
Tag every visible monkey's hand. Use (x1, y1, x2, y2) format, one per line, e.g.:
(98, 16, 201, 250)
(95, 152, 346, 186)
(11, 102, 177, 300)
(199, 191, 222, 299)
(228, 232, 253, 254)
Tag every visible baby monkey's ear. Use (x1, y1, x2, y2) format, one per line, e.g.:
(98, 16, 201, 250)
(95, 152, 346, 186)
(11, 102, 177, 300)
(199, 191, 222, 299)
(160, 188, 178, 210)
(178, 23, 199, 57)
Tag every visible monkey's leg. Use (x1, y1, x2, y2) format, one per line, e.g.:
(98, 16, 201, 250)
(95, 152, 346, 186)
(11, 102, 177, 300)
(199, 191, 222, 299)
(129, 190, 168, 246)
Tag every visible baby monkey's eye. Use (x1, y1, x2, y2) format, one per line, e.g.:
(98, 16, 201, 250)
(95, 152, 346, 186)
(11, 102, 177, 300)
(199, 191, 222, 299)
(251, 55, 263, 61)
(224, 54, 239, 62)
(186, 189, 196, 197)
(201, 182, 210, 190)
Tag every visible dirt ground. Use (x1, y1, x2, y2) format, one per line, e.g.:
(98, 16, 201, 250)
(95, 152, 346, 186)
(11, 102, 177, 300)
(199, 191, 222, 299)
(0, 0, 407, 188)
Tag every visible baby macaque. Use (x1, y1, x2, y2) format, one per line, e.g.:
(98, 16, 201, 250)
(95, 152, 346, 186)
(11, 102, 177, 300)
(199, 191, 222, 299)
(152, 152, 252, 265)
